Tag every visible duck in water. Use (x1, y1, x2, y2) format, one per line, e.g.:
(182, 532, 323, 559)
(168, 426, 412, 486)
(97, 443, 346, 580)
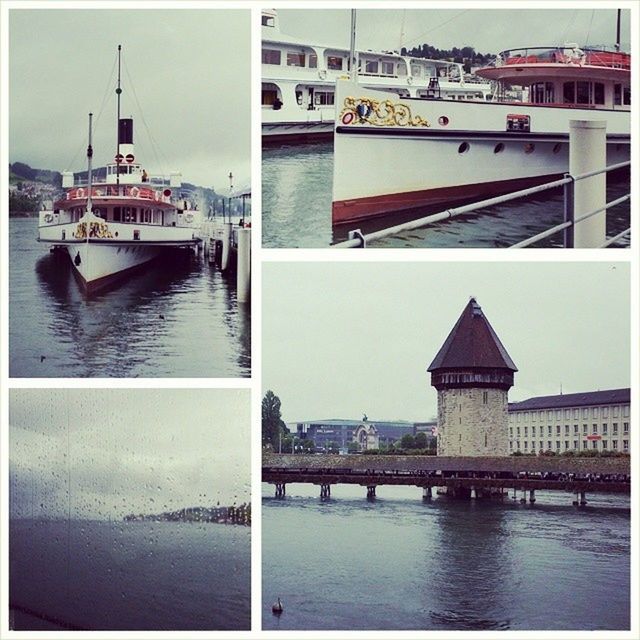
(272, 597, 283, 615)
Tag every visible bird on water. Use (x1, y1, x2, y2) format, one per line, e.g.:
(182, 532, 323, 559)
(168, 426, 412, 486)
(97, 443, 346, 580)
(272, 597, 283, 614)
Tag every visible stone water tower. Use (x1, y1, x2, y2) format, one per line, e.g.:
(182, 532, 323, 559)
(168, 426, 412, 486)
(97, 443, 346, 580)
(427, 298, 517, 457)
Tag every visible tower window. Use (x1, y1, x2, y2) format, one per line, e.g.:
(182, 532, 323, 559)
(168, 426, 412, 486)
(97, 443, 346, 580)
(483, 391, 488, 404)
(484, 433, 487, 447)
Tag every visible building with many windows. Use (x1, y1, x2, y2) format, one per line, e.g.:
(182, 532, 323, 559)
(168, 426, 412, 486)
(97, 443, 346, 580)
(508, 388, 631, 455)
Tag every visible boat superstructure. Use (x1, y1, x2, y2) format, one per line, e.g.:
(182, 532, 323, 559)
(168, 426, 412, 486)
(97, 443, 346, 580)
(331, 43, 630, 225)
(38, 47, 201, 293)
(262, 9, 493, 143)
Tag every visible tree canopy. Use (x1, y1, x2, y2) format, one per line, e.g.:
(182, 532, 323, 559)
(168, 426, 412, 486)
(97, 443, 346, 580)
(262, 390, 288, 450)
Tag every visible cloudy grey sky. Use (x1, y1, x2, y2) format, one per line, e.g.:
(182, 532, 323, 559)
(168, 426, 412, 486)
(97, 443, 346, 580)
(9, 9, 250, 190)
(10, 389, 250, 520)
(263, 262, 630, 424)
(276, 8, 630, 54)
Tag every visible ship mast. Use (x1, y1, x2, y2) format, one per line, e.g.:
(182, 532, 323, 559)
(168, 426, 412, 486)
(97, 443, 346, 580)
(349, 9, 357, 80)
(86, 113, 93, 219)
(615, 9, 621, 52)
(116, 44, 122, 189)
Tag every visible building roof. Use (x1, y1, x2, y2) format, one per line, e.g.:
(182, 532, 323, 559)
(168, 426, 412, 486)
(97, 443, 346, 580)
(428, 298, 517, 372)
(509, 388, 631, 411)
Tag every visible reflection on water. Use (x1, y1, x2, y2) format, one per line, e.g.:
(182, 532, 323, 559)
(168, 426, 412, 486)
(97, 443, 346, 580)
(262, 484, 630, 631)
(262, 142, 630, 248)
(10, 218, 250, 377)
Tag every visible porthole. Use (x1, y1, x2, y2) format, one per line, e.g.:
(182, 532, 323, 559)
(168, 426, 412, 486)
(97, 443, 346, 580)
(524, 143, 535, 154)
(552, 143, 562, 154)
(494, 143, 505, 154)
(458, 142, 470, 154)
(438, 115, 450, 126)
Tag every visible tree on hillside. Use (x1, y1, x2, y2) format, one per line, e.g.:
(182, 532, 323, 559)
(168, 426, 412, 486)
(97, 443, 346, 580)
(262, 390, 288, 450)
(414, 432, 428, 449)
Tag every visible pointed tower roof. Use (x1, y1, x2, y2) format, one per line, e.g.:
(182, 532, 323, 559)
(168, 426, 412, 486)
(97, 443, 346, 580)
(428, 298, 517, 372)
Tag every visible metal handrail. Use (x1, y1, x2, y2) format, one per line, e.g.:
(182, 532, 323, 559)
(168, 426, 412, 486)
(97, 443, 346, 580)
(335, 160, 630, 249)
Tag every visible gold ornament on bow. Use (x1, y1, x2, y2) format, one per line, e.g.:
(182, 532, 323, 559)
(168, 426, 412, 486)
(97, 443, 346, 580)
(340, 96, 431, 127)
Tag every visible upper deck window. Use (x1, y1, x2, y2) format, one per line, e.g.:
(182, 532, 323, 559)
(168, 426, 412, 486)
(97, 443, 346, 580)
(287, 52, 306, 67)
(262, 49, 281, 65)
(262, 15, 275, 27)
(364, 60, 379, 74)
(309, 53, 317, 69)
(327, 56, 343, 71)
(623, 86, 631, 105)
(381, 61, 394, 75)
(563, 81, 605, 106)
(530, 82, 555, 104)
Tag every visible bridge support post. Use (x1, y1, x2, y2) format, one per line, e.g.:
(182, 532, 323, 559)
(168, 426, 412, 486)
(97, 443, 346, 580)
(529, 489, 536, 504)
(275, 483, 286, 498)
(320, 484, 331, 499)
(520, 490, 527, 504)
(423, 486, 432, 501)
(470, 487, 477, 499)
(579, 490, 587, 506)
(366, 485, 376, 499)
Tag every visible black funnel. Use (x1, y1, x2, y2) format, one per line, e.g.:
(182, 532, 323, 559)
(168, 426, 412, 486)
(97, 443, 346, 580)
(118, 118, 133, 144)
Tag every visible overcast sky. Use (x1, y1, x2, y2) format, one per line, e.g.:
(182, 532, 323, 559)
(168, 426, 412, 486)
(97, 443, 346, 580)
(263, 262, 630, 424)
(10, 389, 250, 520)
(9, 9, 249, 190)
(276, 8, 630, 54)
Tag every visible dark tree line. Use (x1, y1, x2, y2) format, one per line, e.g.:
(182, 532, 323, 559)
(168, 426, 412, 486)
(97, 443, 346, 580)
(400, 43, 494, 72)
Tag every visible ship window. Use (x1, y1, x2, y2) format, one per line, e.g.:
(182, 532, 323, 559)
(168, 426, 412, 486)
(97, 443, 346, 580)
(381, 61, 394, 75)
(614, 83, 622, 105)
(262, 14, 275, 27)
(327, 56, 343, 71)
(563, 81, 575, 103)
(287, 52, 306, 67)
(261, 83, 280, 106)
(524, 143, 535, 154)
(576, 81, 590, 104)
(411, 64, 422, 77)
(113, 207, 121, 221)
(593, 82, 605, 105)
(397, 62, 407, 76)
(530, 82, 554, 104)
(262, 48, 281, 65)
(314, 91, 334, 106)
(623, 86, 630, 105)
(364, 60, 379, 74)
(309, 53, 317, 69)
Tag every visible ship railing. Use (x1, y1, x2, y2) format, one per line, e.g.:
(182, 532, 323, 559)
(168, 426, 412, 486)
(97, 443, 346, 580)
(491, 46, 630, 70)
(334, 160, 630, 250)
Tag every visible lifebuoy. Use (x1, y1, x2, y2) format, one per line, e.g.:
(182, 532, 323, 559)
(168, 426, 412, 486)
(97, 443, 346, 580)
(76, 188, 85, 198)
(184, 213, 194, 223)
(318, 69, 327, 80)
(44, 213, 54, 223)
(130, 186, 140, 197)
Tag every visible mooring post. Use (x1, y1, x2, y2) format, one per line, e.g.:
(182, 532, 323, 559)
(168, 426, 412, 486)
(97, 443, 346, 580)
(236, 227, 251, 303)
(220, 222, 233, 270)
(569, 119, 607, 248)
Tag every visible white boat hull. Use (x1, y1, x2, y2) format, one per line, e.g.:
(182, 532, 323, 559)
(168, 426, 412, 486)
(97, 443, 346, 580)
(332, 81, 630, 224)
(39, 219, 199, 293)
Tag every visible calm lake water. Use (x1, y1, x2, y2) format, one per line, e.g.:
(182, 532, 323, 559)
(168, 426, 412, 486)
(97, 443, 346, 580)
(9, 218, 250, 377)
(262, 484, 630, 631)
(10, 519, 250, 631)
(262, 142, 631, 248)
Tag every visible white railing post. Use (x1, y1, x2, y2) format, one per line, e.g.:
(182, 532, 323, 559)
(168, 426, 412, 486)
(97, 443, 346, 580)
(570, 120, 607, 248)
